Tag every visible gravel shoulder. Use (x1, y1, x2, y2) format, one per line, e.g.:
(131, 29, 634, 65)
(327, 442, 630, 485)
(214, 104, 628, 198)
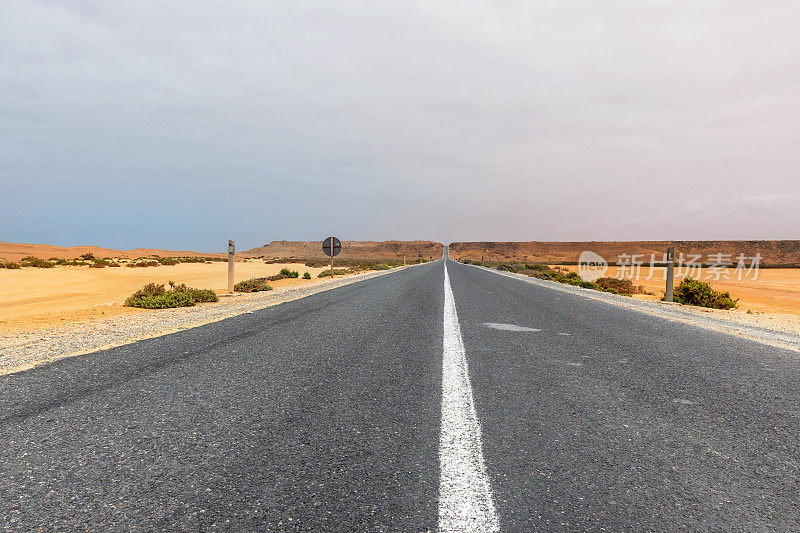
(0, 267, 415, 376)
(468, 263, 800, 353)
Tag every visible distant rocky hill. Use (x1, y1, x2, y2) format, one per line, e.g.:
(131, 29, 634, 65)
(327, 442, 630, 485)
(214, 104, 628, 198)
(448, 241, 800, 266)
(248, 240, 444, 260)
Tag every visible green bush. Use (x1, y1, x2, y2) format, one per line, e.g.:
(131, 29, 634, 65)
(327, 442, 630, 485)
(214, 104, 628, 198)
(157, 257, 180, 266)
(671, 278, 738, 309)
(127, 291, 196, 308)
(20, 256, 54, 268)
(126, 260, 160, 268)
(303, 272, 311, 279)
(595, 277, 642, 296)
(279, 267, 299, 278)
(49, 258, 89, 266)
(125, 283, 166, 306)
(234, 278, 273, 293)
(318, 269, 349, 277)
(125, 282, 219, 308)
(491, 262, 648, 296)
(300, 258, 403, 270)
(524, 263, 550, 272)
(0, 261, 21, 269)
(90, 258, 117, 268)
(373, 264, 391, 270)
(172, 256, 224, 264)
(80, 253, 95, 260)
(168, 281, 219, 302)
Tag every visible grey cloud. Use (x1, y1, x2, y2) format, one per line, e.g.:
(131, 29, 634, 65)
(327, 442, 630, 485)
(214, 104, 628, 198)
(1, 0, 799, 249)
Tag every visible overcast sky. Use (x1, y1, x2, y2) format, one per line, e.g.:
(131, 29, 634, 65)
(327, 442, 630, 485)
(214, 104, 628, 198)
(2, 1, 799, 251)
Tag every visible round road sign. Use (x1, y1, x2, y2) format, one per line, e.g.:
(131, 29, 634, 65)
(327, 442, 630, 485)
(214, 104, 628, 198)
(322, 236, 341, 257)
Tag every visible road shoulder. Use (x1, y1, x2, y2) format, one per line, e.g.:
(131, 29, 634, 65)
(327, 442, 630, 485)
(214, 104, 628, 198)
(0, 265, 420, 376)
(461, 262, 800, 352)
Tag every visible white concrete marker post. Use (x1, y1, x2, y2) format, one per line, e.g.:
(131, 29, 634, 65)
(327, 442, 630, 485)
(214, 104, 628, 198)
(665, 246, 675, 302)
(228, 240, 235, 294)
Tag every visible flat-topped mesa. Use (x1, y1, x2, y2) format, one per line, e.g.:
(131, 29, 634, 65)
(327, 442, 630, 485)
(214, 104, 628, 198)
(448, 241, 800, 267)
(248, 240, 444, 260)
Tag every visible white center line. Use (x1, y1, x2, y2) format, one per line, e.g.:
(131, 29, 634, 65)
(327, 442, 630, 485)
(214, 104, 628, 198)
(439, 262, 500, 532)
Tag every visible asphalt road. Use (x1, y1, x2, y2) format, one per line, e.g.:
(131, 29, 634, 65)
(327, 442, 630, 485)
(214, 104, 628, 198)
(2, 253, 799, 531)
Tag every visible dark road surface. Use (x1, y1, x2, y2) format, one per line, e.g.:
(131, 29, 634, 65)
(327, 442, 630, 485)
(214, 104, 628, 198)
(2, 253, 799, 531)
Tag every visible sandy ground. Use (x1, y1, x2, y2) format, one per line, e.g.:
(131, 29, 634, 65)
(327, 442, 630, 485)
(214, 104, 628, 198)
(556, 265, 800, 315)
(0, 267, 409, 376)
(0, 261, 328, 333)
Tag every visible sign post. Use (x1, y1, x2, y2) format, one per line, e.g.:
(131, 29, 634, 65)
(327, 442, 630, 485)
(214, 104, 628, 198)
(322, 236, 341, 277)
(665, 246, 675, 302)
(227, 240, 235, 293)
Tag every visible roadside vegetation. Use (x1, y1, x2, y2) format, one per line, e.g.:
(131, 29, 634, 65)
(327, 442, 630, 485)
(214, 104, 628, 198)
(318, 268, 350, 277)
(20, 256, 55, 268)
(3, 255, 228, 269)
(461, 260, 647, 296)
(261, 256, 430, 275)
(267, 257, 413, 270)
(234, 278, 273, 293)
(89, 258, 121, 268)
(127, 260, 160, 268)
(125, 256, 224, 268)
(464, 259, 740, 310)
(124, 281, 219, 308)
(50, 258, 89, 266)
(279, 267, 299, 278)
(670, 278, 738, 309)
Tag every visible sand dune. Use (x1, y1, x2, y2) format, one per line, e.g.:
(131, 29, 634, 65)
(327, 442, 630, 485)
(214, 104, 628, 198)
(0, 241, 231, 262)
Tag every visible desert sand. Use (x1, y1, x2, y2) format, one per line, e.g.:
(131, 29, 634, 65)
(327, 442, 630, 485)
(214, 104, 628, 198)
(556, 265, 800, 315)
(0, 261, 329, 332)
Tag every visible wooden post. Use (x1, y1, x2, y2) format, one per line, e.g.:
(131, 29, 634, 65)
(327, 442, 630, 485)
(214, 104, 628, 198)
(330, 236, 334, 278)
(665, 246, 675, 302)
(403, 254, 406, 266)
(228, 240, 235, 293)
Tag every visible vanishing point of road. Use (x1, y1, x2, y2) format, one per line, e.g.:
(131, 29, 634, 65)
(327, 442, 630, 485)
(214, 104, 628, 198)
(2, 249, 799, 531)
